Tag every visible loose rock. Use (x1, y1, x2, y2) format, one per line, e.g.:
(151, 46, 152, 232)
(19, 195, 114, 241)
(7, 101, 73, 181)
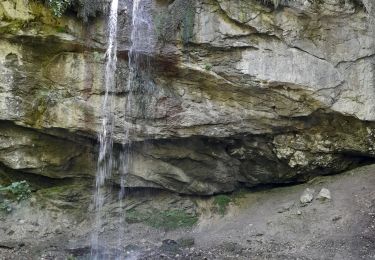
(300, 188, 315, 204)
(317, 188, 331, 201)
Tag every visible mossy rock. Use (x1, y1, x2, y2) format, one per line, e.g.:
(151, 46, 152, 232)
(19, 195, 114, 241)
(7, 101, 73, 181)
(126, 209, 198, 231)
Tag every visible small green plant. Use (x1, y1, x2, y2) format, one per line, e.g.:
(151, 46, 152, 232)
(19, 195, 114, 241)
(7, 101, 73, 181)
(213, 195, 232, 215)
(204, 63, 212, 71)
(0, 181, 31, 201)
(45, 0, 73, 17)
(0, 181, 31, 213)
(0, 199, 12, 213)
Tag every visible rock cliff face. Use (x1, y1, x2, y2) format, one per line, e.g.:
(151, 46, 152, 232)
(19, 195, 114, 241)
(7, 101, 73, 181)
(0, 0, 375, 194)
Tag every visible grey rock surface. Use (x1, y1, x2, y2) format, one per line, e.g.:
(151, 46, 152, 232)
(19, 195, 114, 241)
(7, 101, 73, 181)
(0, 0, 374, 194)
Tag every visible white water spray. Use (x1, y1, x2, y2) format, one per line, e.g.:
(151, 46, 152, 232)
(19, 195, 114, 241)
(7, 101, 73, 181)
(91, 0, 119, 258)
(117, 0, 155, 252)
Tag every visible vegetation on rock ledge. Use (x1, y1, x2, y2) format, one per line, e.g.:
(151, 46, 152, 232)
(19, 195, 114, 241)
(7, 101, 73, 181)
(0, 181, 31, 213)
(43, 0, 73, 16)
(40, 0, 107, 20)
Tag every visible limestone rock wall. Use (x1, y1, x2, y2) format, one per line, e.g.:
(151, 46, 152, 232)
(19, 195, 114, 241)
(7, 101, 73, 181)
(0, 0, 375, 194)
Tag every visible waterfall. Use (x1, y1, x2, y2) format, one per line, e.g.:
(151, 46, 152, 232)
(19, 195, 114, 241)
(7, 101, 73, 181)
(117, 0, 154, 254)
(90, 0, 154, 258)
(126, 0, 155, 121)
(90, 0, 119, 258)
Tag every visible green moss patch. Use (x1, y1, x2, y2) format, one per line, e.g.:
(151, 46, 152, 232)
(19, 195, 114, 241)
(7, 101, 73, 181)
(126, 209, 198, 231)
(213, 194, 232, 215)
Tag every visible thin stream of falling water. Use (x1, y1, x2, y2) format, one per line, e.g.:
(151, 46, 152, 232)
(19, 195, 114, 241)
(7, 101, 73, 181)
(117, 1, 154, 256)
(91, 0, 119, 258)
(90, 0, 154, 258)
